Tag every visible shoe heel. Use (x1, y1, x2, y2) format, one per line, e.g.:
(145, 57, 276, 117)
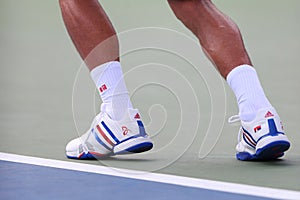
(256, 140, 290, 160)
(113, 137, 153, 155)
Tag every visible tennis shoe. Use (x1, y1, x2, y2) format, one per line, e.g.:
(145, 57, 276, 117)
(228, 107, 290, 161)
(66, 108, 153, 159)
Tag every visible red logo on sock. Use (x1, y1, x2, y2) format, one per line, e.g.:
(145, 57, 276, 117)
(99, 84, 107, 93)
(134, 113, 141, 119)
(122, 126, 129, 135)
(265, 111, 274, 118)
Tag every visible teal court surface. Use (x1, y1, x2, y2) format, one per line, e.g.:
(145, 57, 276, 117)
(1, 1, 300, 200)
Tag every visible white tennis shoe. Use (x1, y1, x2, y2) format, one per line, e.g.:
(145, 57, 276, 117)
(66, 108, 153, 159)
(229, 107, 290, 161)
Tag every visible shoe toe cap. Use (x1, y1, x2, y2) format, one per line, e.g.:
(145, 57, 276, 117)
(66, 138, 82, 152)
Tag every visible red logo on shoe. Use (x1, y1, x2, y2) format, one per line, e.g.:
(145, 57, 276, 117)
(99, 84, 107, 93)
(122, 126, 129, 135)
(254, 125, 261, 133)
(134, 113, 141, 119)
(265, 111, 274, 118)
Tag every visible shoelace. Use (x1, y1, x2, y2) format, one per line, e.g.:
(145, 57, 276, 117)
(228, 115, 240, 124)
(228, 115, 243, 143)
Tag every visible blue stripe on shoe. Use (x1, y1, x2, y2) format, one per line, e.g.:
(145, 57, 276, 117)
(268, 119, 279, 136)
(242, 128, 256, 149)
(101, 121, 120, 143)
(118, 136, 138, 144)
(91, 129, 112, 151)
(242, 134, 256, 149)
(242, 128, 256, 144)
(257, 119, 285, 143)
(137, 120, 147, 136)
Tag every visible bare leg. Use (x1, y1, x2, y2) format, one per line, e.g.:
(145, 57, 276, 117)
(167, 0, 252, 78)
(167, 0, 291, 161)
(60, 0, 154, 160)
(59, 0, 119, 70)
(59, 0, 132, 121)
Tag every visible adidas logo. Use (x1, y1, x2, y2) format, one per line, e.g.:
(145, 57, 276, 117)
(134, 113, 141, 119)
(265, 111, 274, 118)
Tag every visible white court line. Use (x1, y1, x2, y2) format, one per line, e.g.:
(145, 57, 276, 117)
(0, 152, 299, 200)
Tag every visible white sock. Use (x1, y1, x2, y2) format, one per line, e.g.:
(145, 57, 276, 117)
(227, 64, 272, 122)
(90, 61, 133, 120)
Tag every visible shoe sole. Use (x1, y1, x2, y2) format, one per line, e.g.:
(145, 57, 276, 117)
(113, 137, 153, 155)
(236, 140, 290, 161)
(255, 140, 290, 160)
(66, 137, 153, 160)
(66, 151, 113, 160)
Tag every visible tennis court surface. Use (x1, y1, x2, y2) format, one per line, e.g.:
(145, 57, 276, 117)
(1, 1, 300, 199)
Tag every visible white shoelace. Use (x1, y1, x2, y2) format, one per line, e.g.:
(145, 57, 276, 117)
(228, 115, 243, 143)
(227, 115, 240, 124)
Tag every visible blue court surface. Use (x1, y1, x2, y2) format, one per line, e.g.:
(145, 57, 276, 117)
(0, 160, 269, 200)
(1, 153, 299, 200)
